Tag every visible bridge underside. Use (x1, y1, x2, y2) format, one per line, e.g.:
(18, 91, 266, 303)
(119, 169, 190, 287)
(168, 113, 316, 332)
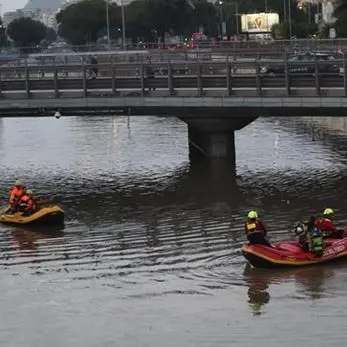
(1, 96, 346, 161)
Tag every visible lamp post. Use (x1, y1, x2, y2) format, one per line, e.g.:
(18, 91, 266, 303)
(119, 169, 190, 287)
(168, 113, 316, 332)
(219, 1, 224, 37)
(288, 0, 292, 39)
(235, 2, 239, 36)
(121, 0, 126, 50)
(106, 0, 111, 49)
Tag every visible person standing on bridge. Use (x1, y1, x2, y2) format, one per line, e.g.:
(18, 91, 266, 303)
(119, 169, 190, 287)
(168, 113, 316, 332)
(145, 56, 155, 91)
(89, 56, 98, 80)
(245, 211, 271, 246)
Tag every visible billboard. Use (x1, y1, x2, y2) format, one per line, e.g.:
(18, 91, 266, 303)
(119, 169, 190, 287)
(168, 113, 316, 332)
(241, 13, 280, 33)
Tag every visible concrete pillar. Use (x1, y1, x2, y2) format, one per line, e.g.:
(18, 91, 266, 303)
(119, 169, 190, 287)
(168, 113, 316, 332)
(188, 125, 235, 160)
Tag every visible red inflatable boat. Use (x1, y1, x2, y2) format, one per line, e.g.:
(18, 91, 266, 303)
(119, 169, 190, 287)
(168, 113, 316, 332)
(242, 238, 347, 268)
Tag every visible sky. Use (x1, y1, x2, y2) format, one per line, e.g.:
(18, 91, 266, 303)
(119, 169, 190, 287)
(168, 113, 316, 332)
(1, 0, 28, 14)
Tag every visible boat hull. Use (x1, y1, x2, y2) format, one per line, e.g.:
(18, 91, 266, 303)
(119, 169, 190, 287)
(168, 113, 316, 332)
(0, 205, 65, 226)
(242, 239, 347, 268)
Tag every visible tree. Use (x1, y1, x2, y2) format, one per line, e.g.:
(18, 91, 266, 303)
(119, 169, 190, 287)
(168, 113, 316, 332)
(334, 0, 347, 37)
(191, 0, 218, 37)
(56, 0, 120, 45)
(7, 17, 47, 47)
(46, 27, 57, 42)
(0, 17, 7, 46)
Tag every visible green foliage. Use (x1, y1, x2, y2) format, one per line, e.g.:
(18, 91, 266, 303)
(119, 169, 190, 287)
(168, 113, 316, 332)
(46, 28, 57, 42)
(7, 17, 47, 47)
(57, 0, 114, 45)
(56, 0, 322, 44)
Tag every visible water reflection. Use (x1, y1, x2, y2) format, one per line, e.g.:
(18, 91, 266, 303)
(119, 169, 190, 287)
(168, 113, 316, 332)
(244, 263, 337, 316)
(11, 227, 64, 253)
(243, 264, 271, 316)
(1, 116, 347, 346)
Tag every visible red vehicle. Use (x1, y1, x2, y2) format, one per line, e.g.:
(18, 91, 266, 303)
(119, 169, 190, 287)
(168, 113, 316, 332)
(186, 32, 208, 49)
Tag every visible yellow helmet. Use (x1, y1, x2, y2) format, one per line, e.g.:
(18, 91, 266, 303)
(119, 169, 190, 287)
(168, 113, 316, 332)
(26, 189, 33, 195)
(248, 210, 258, 219)
(323, 208, 334, 216)
(14, 180, 23, 187)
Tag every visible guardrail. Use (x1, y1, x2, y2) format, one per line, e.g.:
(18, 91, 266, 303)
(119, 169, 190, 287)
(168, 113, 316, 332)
(0, 60, 346, 99)
(18, 39, 347, 53)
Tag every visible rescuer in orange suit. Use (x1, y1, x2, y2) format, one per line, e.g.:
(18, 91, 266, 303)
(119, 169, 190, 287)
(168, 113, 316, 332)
(315, 208, 347, 239)
(18, 189, 37, 215)
(9, 180, 25, 212)
(245, 211, 271, 246)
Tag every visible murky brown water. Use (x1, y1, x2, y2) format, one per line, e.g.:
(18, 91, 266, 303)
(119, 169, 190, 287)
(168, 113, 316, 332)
(0, 116, 347, 346)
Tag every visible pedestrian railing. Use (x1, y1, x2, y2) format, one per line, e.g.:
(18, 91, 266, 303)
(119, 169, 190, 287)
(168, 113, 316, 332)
(0, 60, 346, 99)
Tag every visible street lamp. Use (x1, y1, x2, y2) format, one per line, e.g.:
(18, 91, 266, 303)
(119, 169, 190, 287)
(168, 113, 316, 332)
(105, 0, 127, 50)
(288, 0, 292, 39)
(106, 0, 111, 49)
(219, 1, 224, 37)
(121, 0, 126, 50)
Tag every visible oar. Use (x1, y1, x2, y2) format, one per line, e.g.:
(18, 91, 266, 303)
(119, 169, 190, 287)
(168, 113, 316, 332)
(0, 206, 11, 215)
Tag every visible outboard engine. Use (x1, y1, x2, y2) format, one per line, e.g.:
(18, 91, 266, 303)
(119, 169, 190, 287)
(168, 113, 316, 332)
(293, 221, 306, 236)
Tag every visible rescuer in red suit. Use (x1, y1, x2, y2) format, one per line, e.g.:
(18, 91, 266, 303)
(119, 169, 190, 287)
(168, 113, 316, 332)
(245, 210, 271, 246)
(315, 208, 347, 239)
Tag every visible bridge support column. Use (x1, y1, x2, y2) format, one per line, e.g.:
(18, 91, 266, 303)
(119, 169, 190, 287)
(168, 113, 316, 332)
(188, 126, 235, 160)
(182, 116, 257, 160)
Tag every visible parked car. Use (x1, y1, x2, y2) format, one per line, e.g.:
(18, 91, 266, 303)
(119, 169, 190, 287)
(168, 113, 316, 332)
(260, 52, 340, 76)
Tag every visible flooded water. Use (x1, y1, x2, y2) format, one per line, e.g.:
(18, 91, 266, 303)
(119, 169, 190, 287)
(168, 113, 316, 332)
(0, 116, 347, 346)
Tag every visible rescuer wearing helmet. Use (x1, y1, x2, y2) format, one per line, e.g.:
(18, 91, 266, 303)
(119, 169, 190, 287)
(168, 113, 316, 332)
(315, 208, 346, 239)
(9, 180, 25, 212)
(245, 210, 271, 246)
(18, 189, 37, 215)
(295, 216, 324, 256)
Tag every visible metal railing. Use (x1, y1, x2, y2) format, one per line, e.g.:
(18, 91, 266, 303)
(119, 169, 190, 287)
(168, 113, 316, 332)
(13, 39, 347, 52)
(0, 60, 346, 99)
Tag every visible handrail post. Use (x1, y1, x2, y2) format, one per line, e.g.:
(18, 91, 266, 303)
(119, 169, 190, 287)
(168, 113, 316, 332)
(197, 61, 202, 96)
(168, 61, 174, 96)
(111, 63, 117, 97)
(25, 59, 30, 98)
(226, 61, 232, 96)
(82, 62, 87, 98)
(255, 58, 262, 96)
(343, 54, 347, 97)
(140, 61, 145, 96)
(53, 66, 59, 98)
(314, 58, 320, 96)
(284, 52, 290, 96)
(0, 69, 2, 99)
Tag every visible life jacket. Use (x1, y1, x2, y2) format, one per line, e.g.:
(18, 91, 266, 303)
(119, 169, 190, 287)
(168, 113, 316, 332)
(19, 195, 36, 211)
(245, 220, 265, 234)
(315, 217, 337, 237)
(9, 187, 24, 204)
(309, 227, 324, 256)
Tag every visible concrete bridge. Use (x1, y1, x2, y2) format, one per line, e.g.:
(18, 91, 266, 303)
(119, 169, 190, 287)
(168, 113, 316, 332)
(1, 59, 347, 160)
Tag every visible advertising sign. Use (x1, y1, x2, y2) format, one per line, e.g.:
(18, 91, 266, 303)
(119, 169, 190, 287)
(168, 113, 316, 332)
(241, 13, 279, 33)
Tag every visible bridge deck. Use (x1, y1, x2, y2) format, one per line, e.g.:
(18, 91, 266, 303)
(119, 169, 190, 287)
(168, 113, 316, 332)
(0, 60, 346, 116)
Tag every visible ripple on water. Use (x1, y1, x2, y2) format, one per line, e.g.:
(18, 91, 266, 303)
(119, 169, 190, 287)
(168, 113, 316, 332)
(0, 116, 347, 345)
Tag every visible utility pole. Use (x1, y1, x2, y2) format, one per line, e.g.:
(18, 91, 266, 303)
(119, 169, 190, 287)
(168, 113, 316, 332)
(288, 0, 292, 39)
(121, 0, 126, 50)
(106, 0, 111, 49)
